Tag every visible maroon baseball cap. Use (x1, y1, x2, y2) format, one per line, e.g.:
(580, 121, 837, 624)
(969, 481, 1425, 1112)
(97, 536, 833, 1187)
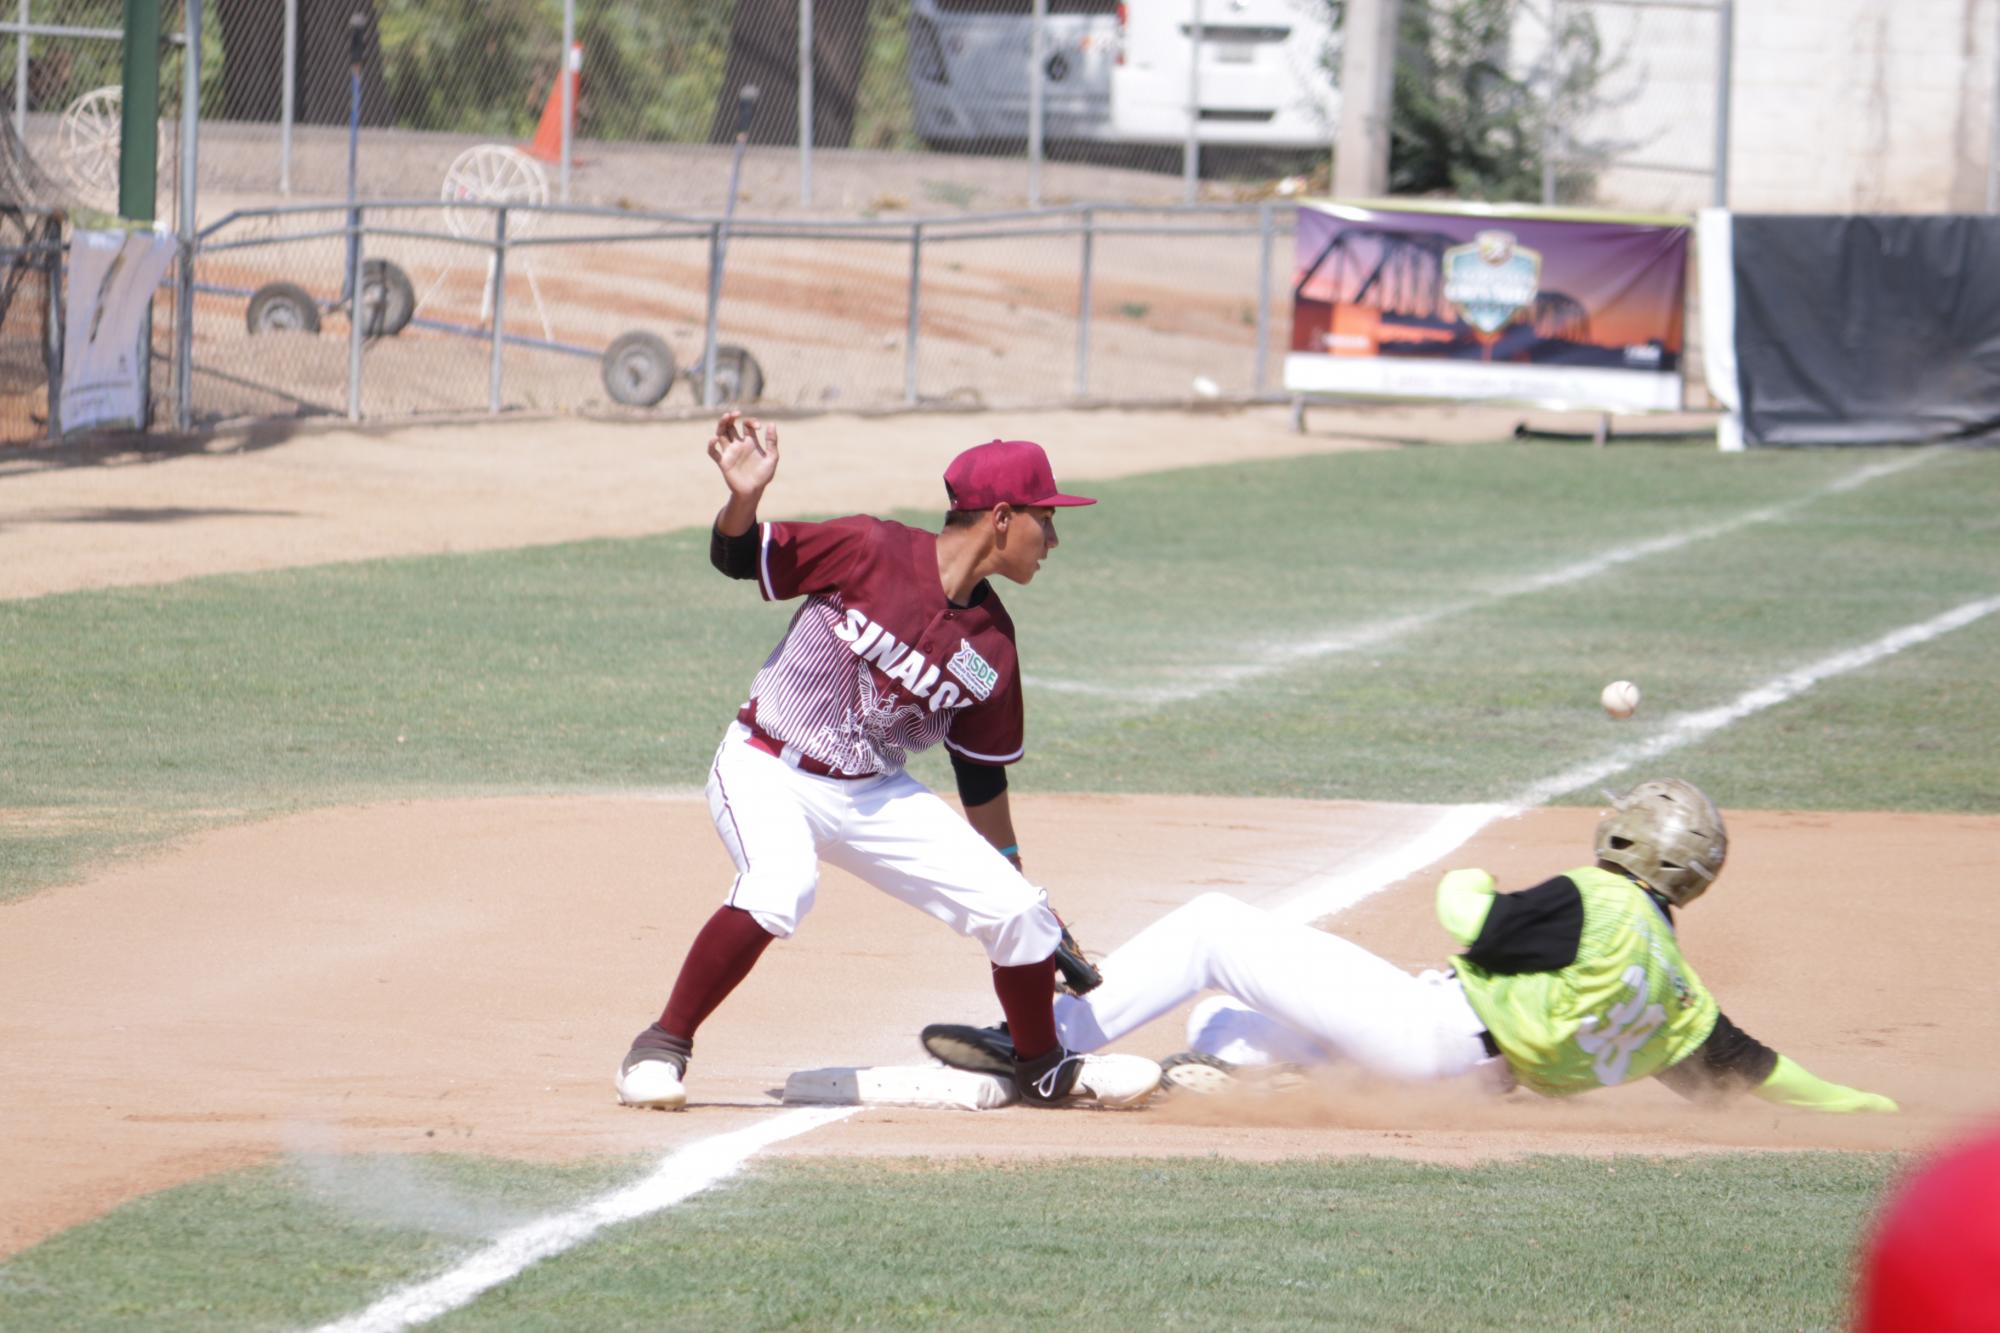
(943, 439, 1097, 511)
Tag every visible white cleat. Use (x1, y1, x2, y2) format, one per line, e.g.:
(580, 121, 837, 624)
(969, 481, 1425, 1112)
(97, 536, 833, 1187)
(1159, 1050, 1311, 1097)
(616, 1057, 688, 1111)
(1158, 1051, 1240, 1096)
(1067, 1052, 1163, 1108)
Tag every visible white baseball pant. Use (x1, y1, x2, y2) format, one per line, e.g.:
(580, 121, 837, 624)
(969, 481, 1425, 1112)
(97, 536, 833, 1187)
(706, 721, 1062, 966)
(1051, 892, 1493, 1082)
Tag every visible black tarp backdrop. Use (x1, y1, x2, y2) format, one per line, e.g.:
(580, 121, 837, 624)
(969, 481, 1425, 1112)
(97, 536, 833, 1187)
(1732, 215, 2000, 445)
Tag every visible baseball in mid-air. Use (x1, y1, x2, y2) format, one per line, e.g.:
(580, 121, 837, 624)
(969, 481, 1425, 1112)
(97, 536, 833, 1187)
(1600, 680, 1641, 719)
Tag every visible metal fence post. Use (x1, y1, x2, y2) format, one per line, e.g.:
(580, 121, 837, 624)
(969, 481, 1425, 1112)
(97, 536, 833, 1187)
(280, 0, 296, 194)
(1990, 4, 2000, 212)
(704, 88, 756, 406)
(1074, 207, 1093, 398)
(173, 237, 194, 430)
(489, 207, 509, 414)
(13, 0, 26, 141)
(701, 220, 722, 405)
(1254, 200, 1274, 392)
(1713, 0, 1734, 207)
(1541, 0, 1561, 206)
(173, 0, 200, 431)
(44, 241, 61, 439)
(346, 205, 366, 421)
(559, 0, 575, 203)
(799, 0, 814, 206)
(119, 0, 161, 222)
(1029, 0, 1046, 208)
(1184, 0, 1203, 204)
(904, 222, 923, 405)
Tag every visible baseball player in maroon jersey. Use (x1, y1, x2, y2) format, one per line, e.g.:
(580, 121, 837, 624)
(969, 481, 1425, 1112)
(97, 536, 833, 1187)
(615, 411, 1161, 1110)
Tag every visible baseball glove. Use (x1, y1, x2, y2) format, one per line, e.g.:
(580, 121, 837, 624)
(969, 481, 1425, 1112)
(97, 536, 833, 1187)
(1053, 918, 1102, 995)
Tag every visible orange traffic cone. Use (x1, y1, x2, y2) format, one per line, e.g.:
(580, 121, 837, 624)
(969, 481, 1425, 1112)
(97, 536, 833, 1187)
(526, 41, 583, 162)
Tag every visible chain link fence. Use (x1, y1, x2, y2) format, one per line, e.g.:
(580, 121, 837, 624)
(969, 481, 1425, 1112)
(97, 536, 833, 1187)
(0, 113, 64, 440)
(1, 0, 203, 441)
(0, 1, 1744, 439)
(186, 200, 1293, 425)
(2, 0, 196, 220)
(168, 1, 1349, 217)
(0, 226, 59, 440)
(0, 2, 1745, 225)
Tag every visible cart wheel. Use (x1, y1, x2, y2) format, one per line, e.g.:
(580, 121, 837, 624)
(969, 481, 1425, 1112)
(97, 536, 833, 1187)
(359, 259, 416, 338)
(246, 281, 322, 335)
(601, 330, 677, 407)
(707, 344, 765, 404)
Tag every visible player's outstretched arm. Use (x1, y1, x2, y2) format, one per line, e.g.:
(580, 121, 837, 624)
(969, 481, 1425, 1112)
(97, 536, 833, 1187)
(1660, 1012, 1898, 1113)
(708, 410, 779, 536)
(1752, 1054, 1899, 1113)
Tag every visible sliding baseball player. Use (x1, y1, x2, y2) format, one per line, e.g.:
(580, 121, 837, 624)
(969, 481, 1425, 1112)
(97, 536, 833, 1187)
(924, 779, 1898, 1115)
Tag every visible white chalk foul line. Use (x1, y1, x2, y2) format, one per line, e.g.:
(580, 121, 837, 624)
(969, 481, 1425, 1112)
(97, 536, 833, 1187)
(1272, 591, 2000, 925)
(1031, 450, 1942, 706)
(311, 1105, 857, 1333)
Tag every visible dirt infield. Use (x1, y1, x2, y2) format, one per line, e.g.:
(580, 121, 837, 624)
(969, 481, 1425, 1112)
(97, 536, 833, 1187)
(2, 405, 1992, 1258)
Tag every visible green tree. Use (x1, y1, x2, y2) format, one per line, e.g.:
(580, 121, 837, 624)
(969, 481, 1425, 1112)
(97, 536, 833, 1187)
(1322, 0, 1614, 203)
(1390, 0, 1540, 199)
(365, 0, 731, 142)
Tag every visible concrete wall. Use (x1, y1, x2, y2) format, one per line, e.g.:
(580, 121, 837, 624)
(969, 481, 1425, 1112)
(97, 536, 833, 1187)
(1538, 0, 2000, 215)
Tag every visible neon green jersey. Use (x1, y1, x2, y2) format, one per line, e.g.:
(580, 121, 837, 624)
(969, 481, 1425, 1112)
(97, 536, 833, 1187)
(1453, 866, 1719, 1098)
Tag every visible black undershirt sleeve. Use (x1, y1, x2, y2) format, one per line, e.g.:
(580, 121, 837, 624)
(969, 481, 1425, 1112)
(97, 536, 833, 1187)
(951, 751, 1009, 808)
(710, 522, 759, 579)
(1461, 875, 1586, 974)
(1656, 1011, 1781, 1101)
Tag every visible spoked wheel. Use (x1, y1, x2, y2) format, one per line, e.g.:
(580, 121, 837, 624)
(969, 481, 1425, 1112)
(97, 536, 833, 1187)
(441, 144, 550, 239)
(54, 85, 123, 210)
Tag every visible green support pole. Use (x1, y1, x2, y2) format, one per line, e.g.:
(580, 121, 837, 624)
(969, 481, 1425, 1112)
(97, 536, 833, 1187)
(118, 0, 160, 223)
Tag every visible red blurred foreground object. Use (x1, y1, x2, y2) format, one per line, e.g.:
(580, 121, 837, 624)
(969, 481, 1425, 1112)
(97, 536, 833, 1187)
(1855, 1125, 2000, 1331)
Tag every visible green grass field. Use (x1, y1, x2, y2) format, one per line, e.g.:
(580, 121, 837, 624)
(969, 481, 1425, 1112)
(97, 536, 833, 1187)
(6, 442, 1996, 900)
(3, 438, 1995, 1328)
(0, 1153, 1902, 1331)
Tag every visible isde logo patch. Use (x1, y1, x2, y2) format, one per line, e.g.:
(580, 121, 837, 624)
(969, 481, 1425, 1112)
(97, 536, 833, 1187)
(948, 638, 998, 700)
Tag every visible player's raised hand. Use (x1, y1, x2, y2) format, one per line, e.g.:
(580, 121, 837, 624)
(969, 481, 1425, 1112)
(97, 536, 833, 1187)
(708, 411, 779, 499)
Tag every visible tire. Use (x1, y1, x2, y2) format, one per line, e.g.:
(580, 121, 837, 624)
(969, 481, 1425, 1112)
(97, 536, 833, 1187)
(358, 259, 415, 338)
(601, 330, 676, 407)
(707, 343, 765, 404)
(245, 281, 321, 335)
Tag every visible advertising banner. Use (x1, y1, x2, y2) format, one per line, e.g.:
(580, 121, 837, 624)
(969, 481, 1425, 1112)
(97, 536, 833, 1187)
(60, 228, 179, 435)
(1724, 213, 2000, 446)
(1285, 200, 1690, 413)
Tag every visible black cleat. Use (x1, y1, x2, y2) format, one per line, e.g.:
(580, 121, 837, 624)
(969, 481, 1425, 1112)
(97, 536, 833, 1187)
(921, 1022, 1016, 1076)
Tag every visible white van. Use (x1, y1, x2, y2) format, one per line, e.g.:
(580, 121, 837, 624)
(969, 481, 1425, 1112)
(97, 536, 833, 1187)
(1108, 0, 1340, 148)
(908, 0, 1123, 146)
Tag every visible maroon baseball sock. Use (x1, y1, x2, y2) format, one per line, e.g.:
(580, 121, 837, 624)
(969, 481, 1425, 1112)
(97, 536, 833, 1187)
(990, 958, 1060, 1061)
(657, 905, 777, 1040)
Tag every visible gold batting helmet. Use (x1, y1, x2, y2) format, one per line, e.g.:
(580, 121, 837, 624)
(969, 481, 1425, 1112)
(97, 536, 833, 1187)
(1594, 779, 1728, 907)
